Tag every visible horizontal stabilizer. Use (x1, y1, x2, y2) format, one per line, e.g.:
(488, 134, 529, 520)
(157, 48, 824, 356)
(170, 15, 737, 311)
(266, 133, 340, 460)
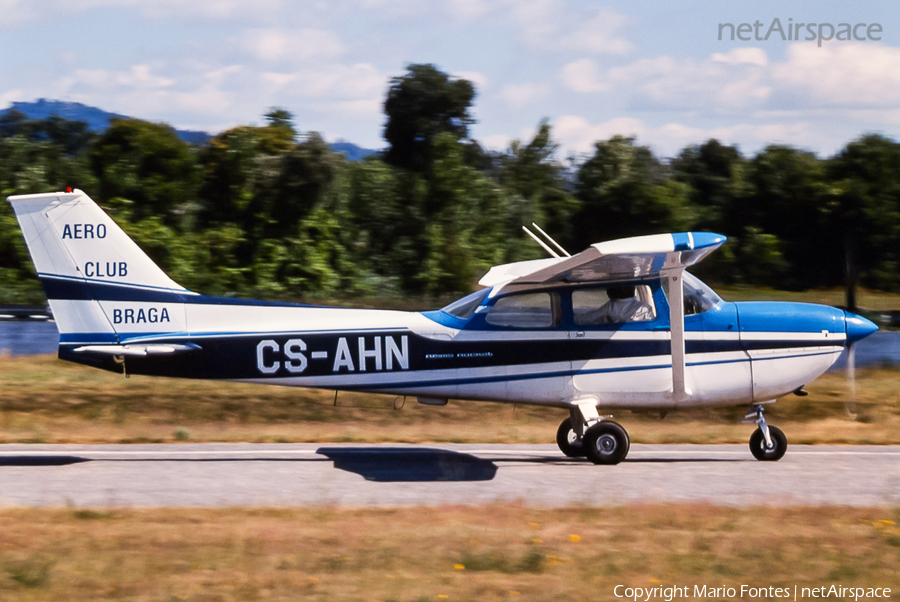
(72, 343, 201, 357)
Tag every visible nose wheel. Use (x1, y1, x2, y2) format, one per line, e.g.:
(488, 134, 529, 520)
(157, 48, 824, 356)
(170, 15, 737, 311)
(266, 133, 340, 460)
(744, 404, 787, 461)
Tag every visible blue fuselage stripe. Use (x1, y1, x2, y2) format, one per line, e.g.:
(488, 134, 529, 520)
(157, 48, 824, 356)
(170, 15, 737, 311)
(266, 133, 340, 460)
(58, 328, 842, 390)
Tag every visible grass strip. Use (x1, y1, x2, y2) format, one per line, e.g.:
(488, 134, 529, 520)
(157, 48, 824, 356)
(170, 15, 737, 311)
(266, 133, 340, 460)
(0, 504, 897, 601)
(1, 355, 899, 445)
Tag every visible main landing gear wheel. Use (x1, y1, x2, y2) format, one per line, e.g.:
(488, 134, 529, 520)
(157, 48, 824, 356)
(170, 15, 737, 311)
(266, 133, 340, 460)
(584, 421, 630, 465)
(749, 425, 787, 461)
(556, 417, 586, 457)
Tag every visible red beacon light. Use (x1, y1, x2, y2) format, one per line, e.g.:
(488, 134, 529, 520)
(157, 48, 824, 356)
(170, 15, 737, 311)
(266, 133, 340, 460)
(66, 187, 72, 193)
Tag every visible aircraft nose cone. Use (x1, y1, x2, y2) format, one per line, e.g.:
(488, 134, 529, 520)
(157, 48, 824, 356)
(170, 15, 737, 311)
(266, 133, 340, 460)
(844, 311, 878, 344)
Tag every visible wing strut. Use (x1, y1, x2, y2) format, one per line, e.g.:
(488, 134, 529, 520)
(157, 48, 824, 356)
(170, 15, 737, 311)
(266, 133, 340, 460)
(665, 266, 690, 401)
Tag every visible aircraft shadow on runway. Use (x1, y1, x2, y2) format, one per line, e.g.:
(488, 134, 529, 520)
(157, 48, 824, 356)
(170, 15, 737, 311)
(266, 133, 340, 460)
(316, 447, 498, 482)
(0, 455, 90, 466)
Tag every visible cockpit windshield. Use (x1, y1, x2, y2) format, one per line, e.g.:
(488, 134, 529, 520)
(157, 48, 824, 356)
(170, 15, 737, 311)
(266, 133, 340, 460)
(682, 272, 722, 315)
(440, 287, 490, 320)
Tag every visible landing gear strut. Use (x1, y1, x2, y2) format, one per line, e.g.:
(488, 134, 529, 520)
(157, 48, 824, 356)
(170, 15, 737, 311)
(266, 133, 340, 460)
(744, 404, 787, 461)
(556, 403, 630, 465)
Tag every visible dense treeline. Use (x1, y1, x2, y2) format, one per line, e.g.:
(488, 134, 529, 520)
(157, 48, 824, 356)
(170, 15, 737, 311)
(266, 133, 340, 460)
(1, 64, 899, 310)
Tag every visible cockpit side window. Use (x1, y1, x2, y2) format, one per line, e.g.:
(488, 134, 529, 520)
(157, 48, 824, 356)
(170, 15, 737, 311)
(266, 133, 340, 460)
(572, 284, 656, 325)
(682, 272, 722, 315)
(485, 292, 559, 328)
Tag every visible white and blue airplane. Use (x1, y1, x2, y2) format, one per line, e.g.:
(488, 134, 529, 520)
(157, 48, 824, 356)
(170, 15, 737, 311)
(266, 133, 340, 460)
(8, 190, 878, 464)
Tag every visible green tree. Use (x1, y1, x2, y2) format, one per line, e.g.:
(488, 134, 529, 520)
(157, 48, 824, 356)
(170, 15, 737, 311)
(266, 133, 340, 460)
(346, 157, 428, 293)
(264, 107, 297, 135)
(419, 132, 513, 294)
(828, 134, 900, 308)
(383, 64, 476, 172)
(498, 120, 580, 251)
(197, 121, 295, 228)
(672, 139, 747, 231)
(90, 118, 199, 223)
(741, 145, 832, 289)
(0, 115, 98, 303)
(573, 136, 693, 249)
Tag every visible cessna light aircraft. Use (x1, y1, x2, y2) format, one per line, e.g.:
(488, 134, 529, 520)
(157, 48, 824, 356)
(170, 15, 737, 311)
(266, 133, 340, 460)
(8, 190, 878, 464)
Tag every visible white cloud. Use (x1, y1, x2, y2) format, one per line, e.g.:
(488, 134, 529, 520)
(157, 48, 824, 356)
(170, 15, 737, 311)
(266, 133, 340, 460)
(480, 133, 512, 150)
(557, 8, 633, 55)
(562, 52, 772, 112)
(242, 28, 345, 62)
(254, 63, 387, 121)
(444, 0, 491, 20)
(617, 56, 771, 111)
(553, 115, 646, 154)
(773, 42, 900, 108)
(560, 58, 608, 93)
(0, 87, 25, 107)
(711, 47, 768, 66)
(499, 82, 550, 110)
(135, 0, 285, 21)
(0, 0, 36, 29)
(550, 115, 817, 157)
(115, 64, 174, 89)
(559, 41, 900, 121)
(0, 0, 287, 26)
(261, 72, 296, 87)
(295, 63, 385, 99)
(507, 0, 632, 55)
(453, 70, 488, 89)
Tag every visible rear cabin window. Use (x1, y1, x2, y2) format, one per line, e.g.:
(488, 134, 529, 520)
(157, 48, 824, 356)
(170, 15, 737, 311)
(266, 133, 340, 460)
(485, 293, 557, 328)
(572, 284, 656, 325)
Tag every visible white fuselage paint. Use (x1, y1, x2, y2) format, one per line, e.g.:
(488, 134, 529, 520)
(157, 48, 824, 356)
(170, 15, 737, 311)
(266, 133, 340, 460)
(85, 300, 846, 409)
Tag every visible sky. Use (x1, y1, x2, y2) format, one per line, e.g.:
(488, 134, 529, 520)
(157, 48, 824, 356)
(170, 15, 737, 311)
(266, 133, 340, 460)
(2, 0, 899, 159)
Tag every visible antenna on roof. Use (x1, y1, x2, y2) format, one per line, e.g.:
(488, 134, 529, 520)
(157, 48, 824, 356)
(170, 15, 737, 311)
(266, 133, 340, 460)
(522, 225, 560, 258)
(531, 223, 571, 257)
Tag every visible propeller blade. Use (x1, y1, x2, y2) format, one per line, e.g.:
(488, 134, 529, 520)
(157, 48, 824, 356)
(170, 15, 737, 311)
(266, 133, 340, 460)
(845, 342, 858, 419)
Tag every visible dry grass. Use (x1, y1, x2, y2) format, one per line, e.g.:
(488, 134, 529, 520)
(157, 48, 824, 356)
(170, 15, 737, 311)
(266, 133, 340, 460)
(0, 504, 897, 601)
(1, 354, 899, 445)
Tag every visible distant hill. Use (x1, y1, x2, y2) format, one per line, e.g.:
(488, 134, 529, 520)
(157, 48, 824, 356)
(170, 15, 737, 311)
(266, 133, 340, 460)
(3, 99, 211, 145)
(1, 99, 379, 159)
(329, 141, 379, 161)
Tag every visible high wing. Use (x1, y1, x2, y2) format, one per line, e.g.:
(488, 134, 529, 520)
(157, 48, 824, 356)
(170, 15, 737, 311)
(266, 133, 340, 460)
(481, 231, 727, 403)
(479, 232, 726, 288)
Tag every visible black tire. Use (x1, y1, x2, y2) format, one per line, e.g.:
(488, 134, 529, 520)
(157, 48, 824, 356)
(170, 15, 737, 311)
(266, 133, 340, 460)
(556, 417, 586, 457)
(583, 421, 629, 465)
(749, 425, 787, 461)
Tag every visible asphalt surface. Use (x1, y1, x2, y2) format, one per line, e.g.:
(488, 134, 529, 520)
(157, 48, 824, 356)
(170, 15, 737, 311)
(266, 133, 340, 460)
(0, 443, 898, 508)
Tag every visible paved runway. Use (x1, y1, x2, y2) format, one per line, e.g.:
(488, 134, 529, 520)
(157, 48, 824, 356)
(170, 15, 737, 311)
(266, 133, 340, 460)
(0, 443, 898, 507)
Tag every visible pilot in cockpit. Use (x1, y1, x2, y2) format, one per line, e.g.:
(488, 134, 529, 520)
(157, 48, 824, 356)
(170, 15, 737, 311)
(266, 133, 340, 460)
(581, 285, 654, 324)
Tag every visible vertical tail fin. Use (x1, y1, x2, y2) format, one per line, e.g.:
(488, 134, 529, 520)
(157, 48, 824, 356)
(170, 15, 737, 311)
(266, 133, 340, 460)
(7, 190, 190, 343)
